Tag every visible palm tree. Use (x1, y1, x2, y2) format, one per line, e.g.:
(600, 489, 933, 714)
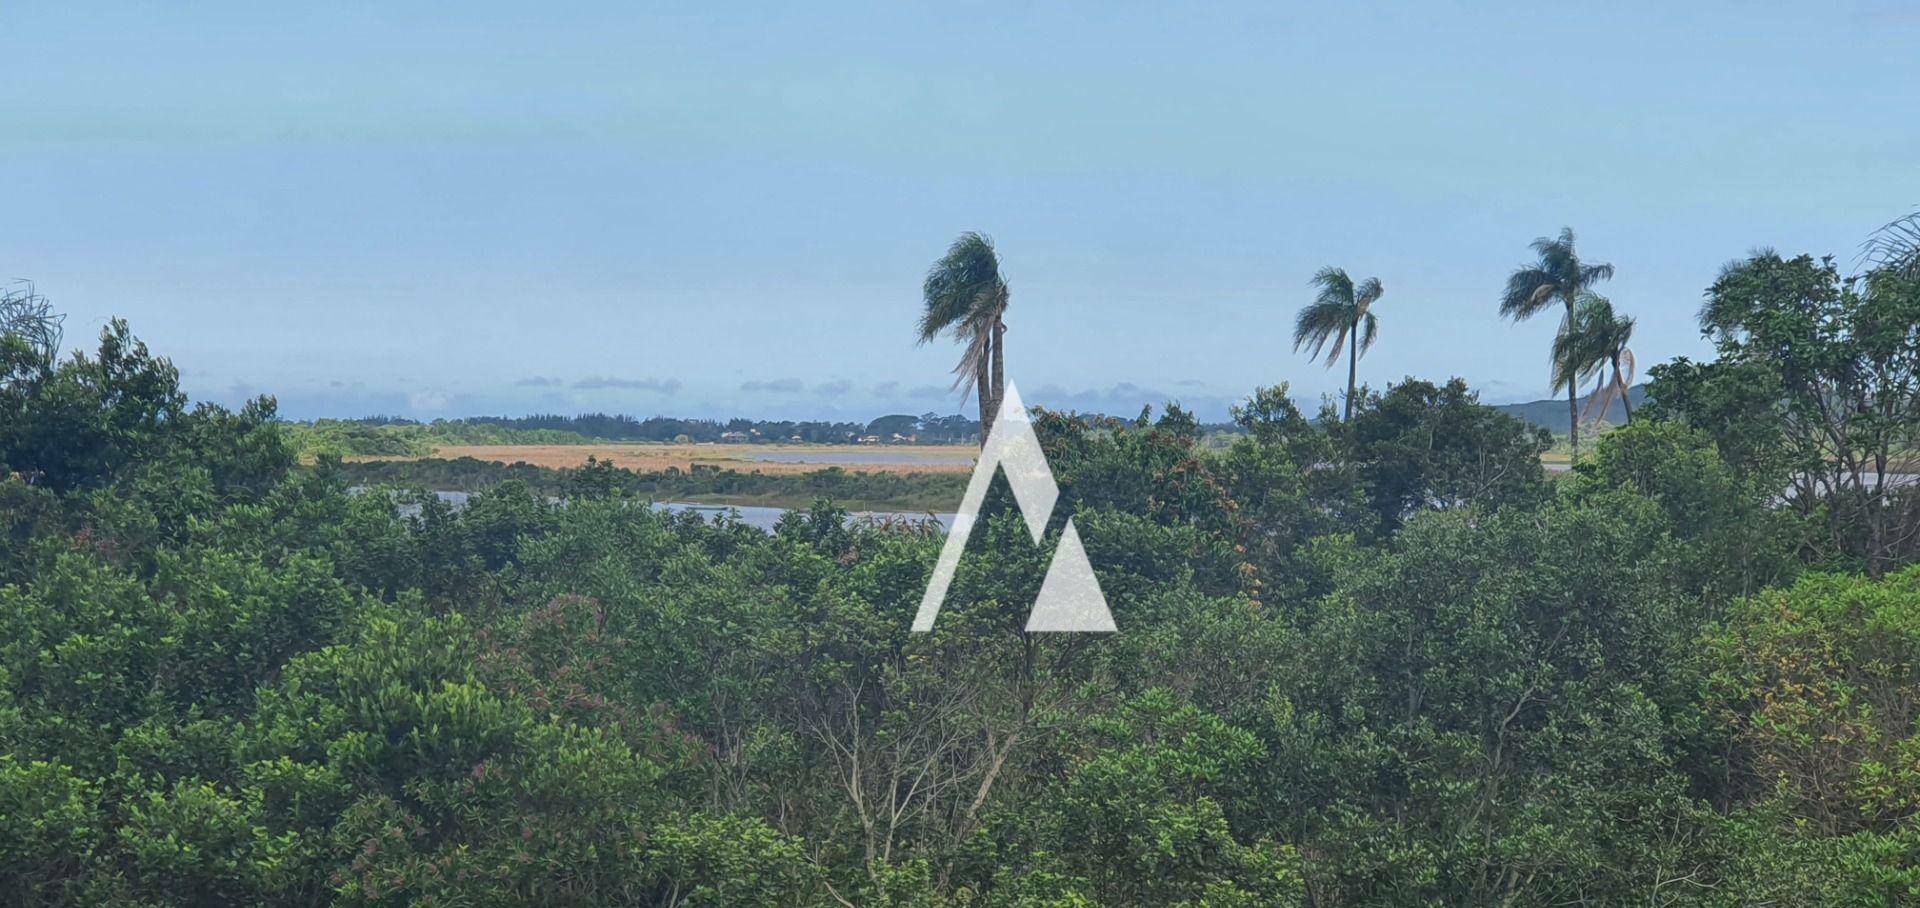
(1500, 227, 1614, 456)
(1552, 293, 1636, 429)
(918, 232, 1009, 442)
(0, 281, 62, 362)
(1293, 267, 1383, 421)
(1862, 208, 1920, 279)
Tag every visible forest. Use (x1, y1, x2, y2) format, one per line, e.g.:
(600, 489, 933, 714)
(1, 238, 1919, 906)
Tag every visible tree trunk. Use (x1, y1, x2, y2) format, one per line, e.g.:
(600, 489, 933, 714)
(1344, 317, 1359, 421)
(1616, 355, 1633, 423)
(991, 320, 1006, 436)
(976, 350, 993, 444)
(1564, 299, 1579, 457)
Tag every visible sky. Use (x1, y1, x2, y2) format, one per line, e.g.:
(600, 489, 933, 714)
(3, 1, 1917, 422)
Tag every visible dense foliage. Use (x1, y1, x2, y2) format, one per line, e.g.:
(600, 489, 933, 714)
(3, 257, 1919, 904)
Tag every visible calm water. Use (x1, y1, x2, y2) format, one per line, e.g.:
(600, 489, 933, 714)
(398, 490, 954, 532)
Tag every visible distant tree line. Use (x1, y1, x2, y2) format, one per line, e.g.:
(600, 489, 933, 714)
(317, 412, 985, 445)
(336, 455, 965, 511)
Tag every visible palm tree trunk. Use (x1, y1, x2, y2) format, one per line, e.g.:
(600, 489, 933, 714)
(1564, 299, 1579, 457)
(1615, 355, 1633, 423)
(976, 352, 993, 444)
(1344, 317, 1358, 421)
(990, 320, 1006, 435)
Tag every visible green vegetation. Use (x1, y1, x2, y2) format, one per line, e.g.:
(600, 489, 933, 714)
(285, 420, 599, 459)
(286, 414, 985, 459)
(2, 225, 1919, 904)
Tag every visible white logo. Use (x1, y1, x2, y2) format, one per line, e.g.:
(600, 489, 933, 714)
(912, 383, 1115, 633)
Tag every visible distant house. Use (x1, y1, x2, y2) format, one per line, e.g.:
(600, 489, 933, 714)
(719, 431, 750, 443)
(858, 435, 882, 445)
(889, 433, 917, 444)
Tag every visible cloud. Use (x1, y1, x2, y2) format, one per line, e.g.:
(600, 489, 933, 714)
(572, 375, 681, 393)
(870, 380, 900, 396)
(815, 379, 854, 397)
(516, 375, 564, 388)
(907, 384, 950, 400)
(1026, 382, 1237, 421)
(740, 378, 805, 393)
(406, 388, 452, 412)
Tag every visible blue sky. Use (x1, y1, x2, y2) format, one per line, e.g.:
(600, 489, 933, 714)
(4, 1, 1916, 421)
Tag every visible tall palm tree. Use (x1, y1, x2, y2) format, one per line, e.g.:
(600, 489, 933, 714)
(1293, 267, 1382, 421)
(1552, 293, 1636, 428)
(918, 232, 1009, 442)
(1500, 227, 1614, 456)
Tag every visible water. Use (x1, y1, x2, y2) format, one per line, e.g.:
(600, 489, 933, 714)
(655, 501, 956, 531)
(389, 489, 954, 532)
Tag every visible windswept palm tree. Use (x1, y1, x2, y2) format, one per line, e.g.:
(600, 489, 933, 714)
(1293, 267, 1382, 421)
(1862, 208, 1920, 279)
(1552, 293, 1636, 428)
(918, 232, 1009, 442)
(1500, 227, 1614, 456)
(0, 280, 62, 362)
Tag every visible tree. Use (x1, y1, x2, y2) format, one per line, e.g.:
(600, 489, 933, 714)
(1693, 251, 1920, 574)
(918, 232, 1009, 442)
(0, 281, 62, 364)
(1551, 293, 1637, 426)
(1338, 377, 1552, 534)
(0, 318, 187, 491)
(1862, 207, 1920, 280)
(1292, 267, 1382, 421)
(1500, 227, 1615, 456)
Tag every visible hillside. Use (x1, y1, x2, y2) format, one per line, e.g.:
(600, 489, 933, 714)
(1496, 384, 1648, 432)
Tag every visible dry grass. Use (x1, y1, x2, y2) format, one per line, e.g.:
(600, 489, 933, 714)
(348, 443, 977, 475)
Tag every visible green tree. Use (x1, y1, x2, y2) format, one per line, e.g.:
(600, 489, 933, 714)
(918, 232, 1010, 441)
(1695, 252, 1920, 573)
(0, 318, 187, 491)
(1500, 227, 1615, 457)
(1292, 267, 1382, 421)
(1339, 377, 1552, 534)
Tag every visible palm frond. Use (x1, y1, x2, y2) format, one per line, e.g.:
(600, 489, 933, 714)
(948, 319, 993, 397)
(1862, 209, 1920, 279)
(1505, 227, 1612, 321)
(919, 232, 1005, 344)
(1501, 268, 1558, 319)
(1310, 267, 1356, 307)
(1324, 326, 1351, 368)
(1357, 311, 1379, 357)
(1352, 276, 1383, 309)
(1293, 299, 1351, 363)
(0, 281, 63, 361)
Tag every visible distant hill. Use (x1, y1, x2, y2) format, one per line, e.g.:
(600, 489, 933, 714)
(1495, 384, 1648, 433)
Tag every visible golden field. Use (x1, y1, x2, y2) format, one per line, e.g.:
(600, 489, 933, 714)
(348, 443, 978, 475)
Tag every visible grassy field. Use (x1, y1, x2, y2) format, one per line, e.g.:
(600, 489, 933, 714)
(349, 442, 977, 475)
